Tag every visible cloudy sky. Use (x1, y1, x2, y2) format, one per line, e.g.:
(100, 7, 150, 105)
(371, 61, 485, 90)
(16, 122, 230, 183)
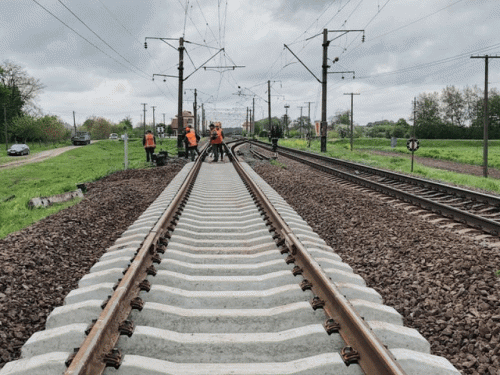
(2, 0, 500, 128)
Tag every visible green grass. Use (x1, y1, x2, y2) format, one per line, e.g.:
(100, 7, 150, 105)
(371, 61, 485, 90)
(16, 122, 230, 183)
(331, 138, 500, 169)
(276, 138, 500, 194)
(0, 138, 178, 239)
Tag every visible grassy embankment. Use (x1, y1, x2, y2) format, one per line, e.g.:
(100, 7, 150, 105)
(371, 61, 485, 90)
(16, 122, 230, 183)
(277, 138, 500, 194)
(0, 138, 177, 239)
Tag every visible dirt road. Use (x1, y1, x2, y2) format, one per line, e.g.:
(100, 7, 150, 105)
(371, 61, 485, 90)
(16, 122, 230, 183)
(0, 142, 97, 170)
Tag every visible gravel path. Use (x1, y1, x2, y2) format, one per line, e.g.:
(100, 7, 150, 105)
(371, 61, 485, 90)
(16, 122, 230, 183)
(0, 161, 186, 369)
(246, 149, 500, 375)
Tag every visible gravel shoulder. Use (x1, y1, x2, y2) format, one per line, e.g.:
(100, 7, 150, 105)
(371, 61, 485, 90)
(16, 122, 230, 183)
(245, 148, 500, 375)
(0, 161, 186, 368)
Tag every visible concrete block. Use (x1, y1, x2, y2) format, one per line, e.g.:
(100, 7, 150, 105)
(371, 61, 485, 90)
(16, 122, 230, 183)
(79, 268, 124, 288)
(22, 324, 87, 358)
(45, 300, 103, 329)
(130, 301, 324, 333)
(116, 324, 342, 362)
(349, 299, 403, 326)
(144, 284, 312, 309)
(0, 352, 69, 375)
(89, 257, 130, 273)
(64, 283, 115, 305)
(368, 321, 430, 353)
(152, 270, 297, 291)
(104, 353, 364, 375)
(163, 249, 282, 264)
(335, 282, 383, 304)
(391, 349, 461, 375)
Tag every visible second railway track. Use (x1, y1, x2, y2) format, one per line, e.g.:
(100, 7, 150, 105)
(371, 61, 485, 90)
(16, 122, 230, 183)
(1, 143, 460, 375)
(251, 139, 500, 241)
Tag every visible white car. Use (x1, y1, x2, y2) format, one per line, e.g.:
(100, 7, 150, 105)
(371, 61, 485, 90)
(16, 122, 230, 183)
(7, 144, 30, 156)
(109, 133, 118, 140)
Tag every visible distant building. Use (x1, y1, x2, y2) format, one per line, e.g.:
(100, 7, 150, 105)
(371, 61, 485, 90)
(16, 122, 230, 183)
(170, 111, 195, 135)
(242, 121, 251, 132)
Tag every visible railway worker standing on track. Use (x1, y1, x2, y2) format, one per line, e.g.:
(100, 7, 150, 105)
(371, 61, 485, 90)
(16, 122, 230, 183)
(215, 123, 225, 161)
(209, 123, 221, 162)
(142, 129, 156, 163)
(184, 126, 200, 161)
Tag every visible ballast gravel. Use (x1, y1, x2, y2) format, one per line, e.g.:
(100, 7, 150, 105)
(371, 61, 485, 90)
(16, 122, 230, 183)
(250, 154, 500, 375)
(0, 161, 186, 369)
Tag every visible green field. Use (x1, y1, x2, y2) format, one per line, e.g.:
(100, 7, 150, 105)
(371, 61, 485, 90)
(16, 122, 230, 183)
(277, 138, 500, 194)
(0, 138, 178, 239)
(332, 138, 500, 169)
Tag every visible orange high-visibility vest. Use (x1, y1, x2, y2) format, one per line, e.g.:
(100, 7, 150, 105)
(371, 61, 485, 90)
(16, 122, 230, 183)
(212, 129, 222, 144)
(144, 133, 155, 148)
(186, 131, 197, 147)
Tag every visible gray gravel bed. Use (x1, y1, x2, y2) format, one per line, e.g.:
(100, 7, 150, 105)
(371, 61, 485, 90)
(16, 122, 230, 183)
(248, 150, 500, 375)
(0, 161, 186, 369)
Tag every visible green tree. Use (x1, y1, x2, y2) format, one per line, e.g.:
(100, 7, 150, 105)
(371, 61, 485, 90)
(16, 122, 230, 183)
(38, 116, 69, 143)
(82, 116, 114, 139)
(441, 85, 465, 127)
(415, 92, 444, 139)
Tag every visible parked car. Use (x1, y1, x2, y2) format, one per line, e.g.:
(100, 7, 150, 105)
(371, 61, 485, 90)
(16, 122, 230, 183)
(7, 144, 30, 156)
(109, 133, 118, 140)
(71, 132, 91, 145)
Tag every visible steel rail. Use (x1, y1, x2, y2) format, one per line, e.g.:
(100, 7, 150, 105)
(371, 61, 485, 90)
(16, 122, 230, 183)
(229, 143, 407, 375)
(65, 147, 208, 374)
(252, 140, 500, 207)
(258, 144, 500, 236)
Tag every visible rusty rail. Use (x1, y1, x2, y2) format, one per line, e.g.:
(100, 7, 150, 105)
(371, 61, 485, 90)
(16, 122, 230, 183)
(65, 148, 206, 374)
(229, 143, 407, 375)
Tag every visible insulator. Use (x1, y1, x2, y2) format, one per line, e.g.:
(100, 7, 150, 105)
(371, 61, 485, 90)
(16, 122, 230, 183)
(144, 42, 147, 49)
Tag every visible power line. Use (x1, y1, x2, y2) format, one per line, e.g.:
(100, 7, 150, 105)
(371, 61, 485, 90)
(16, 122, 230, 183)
(56, 0, 151, 79)
(31, 0, 149, 79)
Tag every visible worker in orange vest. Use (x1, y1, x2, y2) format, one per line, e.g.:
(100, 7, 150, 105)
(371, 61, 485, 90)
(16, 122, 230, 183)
(184, 126, 199, 161)
(142, 129, 156, 162)
(209, 123, 222, 162)
(215, 124, 225, 161)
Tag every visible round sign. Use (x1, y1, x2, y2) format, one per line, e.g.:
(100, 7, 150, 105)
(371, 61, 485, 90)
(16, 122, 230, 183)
(407, 138, 419, 152)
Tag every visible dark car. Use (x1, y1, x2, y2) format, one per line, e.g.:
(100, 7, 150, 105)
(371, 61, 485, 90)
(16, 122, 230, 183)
(7, 144, 30, 156)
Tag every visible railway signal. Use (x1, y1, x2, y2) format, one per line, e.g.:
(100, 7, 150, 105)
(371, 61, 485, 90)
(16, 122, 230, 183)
(406, 137, 419, 152)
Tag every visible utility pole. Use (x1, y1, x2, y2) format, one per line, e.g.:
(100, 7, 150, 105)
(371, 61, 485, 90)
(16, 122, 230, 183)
(284, 104, 290, 136)
(193, 89, 197, 133)
(3, 104, 7, 151)
(252, 97, 255, 135)
(73, 111, 77, 136)
(343, 93, 360, 151)
(201, 104, 205, 135)
(268, 80, 272, 132)
(177, 37, 185, 147)
(471, 54, 500, 178)
(305, 101, 313, 133)
(412, 97, 417, 172)
(141, 103, 147, 135)
(298, 106, 306, 137)
(163, 113, 166, 125)
(321, 29, 329, 152)
(246, 107, 249, 132)
(151, 106, 156, 136)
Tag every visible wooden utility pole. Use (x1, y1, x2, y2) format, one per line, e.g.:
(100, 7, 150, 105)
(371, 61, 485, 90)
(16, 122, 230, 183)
(246, 107, 249, 132)
(298, 106, 306, 137)
(201, 104, 205, 135)
(141, 103, 147, 135)
(471, 55, 500, 178)
(344, 93, 360, 151)
(73, 111, 77, 135)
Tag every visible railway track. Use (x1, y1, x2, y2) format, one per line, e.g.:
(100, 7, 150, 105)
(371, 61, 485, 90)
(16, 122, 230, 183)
(1, 143, 459, 375)
(251, 140, 500, 241)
